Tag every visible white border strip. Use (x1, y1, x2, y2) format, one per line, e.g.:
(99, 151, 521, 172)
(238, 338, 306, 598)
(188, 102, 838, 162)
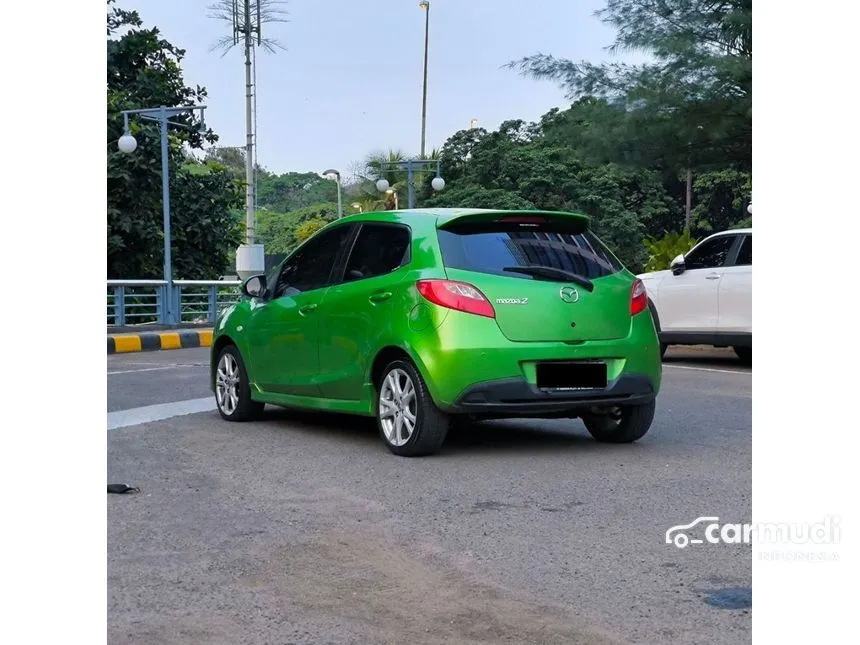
(664, 364, 751, 375)
(107, 397, 215, 430)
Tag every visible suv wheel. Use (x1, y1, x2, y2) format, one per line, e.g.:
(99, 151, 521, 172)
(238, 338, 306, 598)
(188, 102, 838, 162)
(377, 359, 449, 457)
(582, 401, 656, 443)
(215, 345, 264, 421)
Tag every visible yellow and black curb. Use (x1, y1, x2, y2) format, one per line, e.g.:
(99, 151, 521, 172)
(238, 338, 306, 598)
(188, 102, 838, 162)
(108, 329, 214, 354)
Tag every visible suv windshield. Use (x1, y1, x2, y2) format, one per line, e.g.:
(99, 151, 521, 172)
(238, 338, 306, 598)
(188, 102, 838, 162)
(437, 227, 624, 281)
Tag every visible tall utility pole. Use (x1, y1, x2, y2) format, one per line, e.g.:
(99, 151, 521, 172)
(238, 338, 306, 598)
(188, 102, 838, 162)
(419, 1, 430, 159)
(209, 0, 286, 279)
(243, 0, 255, 244)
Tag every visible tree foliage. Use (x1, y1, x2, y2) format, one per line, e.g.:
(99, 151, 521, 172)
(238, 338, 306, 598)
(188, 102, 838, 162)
(295, 218, 328, 244)
(256, 171, 337, 212)
(107, 0, 242, 278)
(255, 202, 340, 253)
(415, 110, 680, 271)
(643, 229, 698, 272)
(508, 0, 751, 173)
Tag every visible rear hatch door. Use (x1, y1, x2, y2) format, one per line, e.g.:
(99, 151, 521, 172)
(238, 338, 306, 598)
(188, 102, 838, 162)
(436, 211, 633, 342)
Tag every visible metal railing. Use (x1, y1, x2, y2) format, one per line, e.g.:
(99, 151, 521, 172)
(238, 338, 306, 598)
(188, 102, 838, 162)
(107, 279, 242, 327)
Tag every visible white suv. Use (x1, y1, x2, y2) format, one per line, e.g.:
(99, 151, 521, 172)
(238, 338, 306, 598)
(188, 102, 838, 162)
(637, 228, 751, 363)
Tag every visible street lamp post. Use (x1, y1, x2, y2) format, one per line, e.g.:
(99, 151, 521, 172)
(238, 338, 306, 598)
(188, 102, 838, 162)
(117, 104, 207, 325)
(375, 158, 445, 209)
(322, 169, 343, 218)
(419, 1, 430, 158)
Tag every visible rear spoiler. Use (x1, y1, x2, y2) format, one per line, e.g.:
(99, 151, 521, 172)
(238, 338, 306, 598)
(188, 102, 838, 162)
(435, 209, 591, 233)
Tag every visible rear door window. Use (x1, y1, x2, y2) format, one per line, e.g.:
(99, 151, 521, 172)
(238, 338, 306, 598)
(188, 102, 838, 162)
(437, 228, 624, 280)
(342, 223, 411, 282)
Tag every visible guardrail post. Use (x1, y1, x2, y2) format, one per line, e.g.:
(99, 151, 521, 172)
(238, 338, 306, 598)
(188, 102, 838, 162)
(156, 286, 165, 324)
(173, 283, 182, 324)
(114, 286, 125, 327)
(208, 286, 218, 323)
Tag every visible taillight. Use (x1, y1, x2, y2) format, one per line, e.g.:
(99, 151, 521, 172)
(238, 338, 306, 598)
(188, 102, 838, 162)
(630, 279, 647, 316)
(416, 280, 496, 318)
(497, 216, 548, 224)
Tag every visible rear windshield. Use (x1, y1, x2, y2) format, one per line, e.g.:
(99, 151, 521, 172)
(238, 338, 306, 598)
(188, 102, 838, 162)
(437, 227, 625, 280)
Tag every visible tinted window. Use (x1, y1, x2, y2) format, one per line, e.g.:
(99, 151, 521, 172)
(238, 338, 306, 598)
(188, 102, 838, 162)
(272, 224, 353, 297)
(437, 228, 624, 280)
(684, 235, 736, 270)
(735, 235, 751, 266)
(343, 224, 411, 282)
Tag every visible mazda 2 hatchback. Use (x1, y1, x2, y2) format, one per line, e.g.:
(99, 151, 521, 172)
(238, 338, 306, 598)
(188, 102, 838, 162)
(211, 209, 662, 456)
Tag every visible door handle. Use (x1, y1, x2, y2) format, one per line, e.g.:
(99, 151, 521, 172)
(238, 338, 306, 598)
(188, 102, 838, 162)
(369, 291, 392, 303)
(298, 304, 318, 315)
(705, 274, 721, 280)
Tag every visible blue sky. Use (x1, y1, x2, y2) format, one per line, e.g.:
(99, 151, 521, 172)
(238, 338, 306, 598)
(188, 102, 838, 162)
(120, 0, 624, 178)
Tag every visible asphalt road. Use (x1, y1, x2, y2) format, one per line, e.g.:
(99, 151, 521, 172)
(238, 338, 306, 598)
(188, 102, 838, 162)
(108, 346, 751, 645)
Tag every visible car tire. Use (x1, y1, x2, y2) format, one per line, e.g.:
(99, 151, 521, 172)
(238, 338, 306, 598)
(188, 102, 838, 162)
(734, 346, 752, 365)
(376, 359, 449, 457)
(582, 400, 656, 444)
(214, 345, 264, 422)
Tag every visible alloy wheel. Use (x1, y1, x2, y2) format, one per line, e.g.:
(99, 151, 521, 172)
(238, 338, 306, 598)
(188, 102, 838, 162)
(379, 368, 418, 447)
(216, 352, 240, 416)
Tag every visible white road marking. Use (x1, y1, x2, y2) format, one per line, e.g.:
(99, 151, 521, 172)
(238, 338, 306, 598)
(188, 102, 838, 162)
(108, 397, 216, 430)
(664, 364, 750, 375)
(108, 366, 184, 375)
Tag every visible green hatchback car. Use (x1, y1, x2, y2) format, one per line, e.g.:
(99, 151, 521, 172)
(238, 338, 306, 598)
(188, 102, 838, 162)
(211, 208, 662, 456)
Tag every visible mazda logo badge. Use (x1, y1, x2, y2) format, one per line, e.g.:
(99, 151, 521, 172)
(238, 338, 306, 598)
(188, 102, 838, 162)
(559, 286, 579, 303)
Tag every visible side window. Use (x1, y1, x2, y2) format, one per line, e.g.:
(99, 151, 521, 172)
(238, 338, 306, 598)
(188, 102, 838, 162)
(343, 224, 411, 282)
(735, 235, 752, 266)
(272, 224, 353, 297)
(684, 235, 736, 270)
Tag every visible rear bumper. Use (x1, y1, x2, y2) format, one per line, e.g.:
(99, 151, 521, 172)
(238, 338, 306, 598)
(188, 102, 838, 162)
(406, 306, 662, 410)
(448, 373, 656, 416)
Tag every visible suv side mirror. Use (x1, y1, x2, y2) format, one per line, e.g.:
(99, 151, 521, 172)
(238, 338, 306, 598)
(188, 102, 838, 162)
(242, 274, 266, 298)
(670, 254, 686, 275)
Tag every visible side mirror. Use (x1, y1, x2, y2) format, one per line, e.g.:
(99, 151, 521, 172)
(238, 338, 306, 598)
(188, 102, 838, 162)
(242, 274, 266, 298)
(670, 254, 686, 275)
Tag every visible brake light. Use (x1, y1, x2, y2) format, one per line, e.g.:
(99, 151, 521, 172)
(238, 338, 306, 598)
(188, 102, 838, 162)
(416, 280, 495, 318)
(630, 279, 647, 316)
(497, 216, 548, 224)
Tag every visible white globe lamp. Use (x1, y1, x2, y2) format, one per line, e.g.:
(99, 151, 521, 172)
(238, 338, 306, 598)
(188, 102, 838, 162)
(431, 176, 445, 191)
(376, 178, 390, 193)
(118, 134, 138, 154)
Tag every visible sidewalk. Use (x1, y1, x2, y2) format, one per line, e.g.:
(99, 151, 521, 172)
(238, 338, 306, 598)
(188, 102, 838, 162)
(108, 327, 213, 354)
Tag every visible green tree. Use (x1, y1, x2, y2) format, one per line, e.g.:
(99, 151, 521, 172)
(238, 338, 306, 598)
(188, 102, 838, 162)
(256, 172, 337, 212)
(295, 218, 328, 244)
(510, 1, 750, 175)
(107, 0, 242, 278)
(423, 186, 536, 210)
(255, 209, 300, 254)
(414, 114, 676, 270)
(170, 163, 244, 277)
(643, 230, 699, 272)
(690, 168, 751, 234)
(255, 202, 341, 254)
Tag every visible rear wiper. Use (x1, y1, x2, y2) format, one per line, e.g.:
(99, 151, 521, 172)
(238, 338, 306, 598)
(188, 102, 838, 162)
(502, 266, 595, 292)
